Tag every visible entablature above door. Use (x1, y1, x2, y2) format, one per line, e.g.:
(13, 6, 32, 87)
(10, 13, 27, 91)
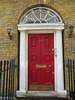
(17, 23, 64, 31)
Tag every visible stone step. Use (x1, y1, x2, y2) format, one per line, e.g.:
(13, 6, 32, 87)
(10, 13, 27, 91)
(17, 97, 69, 100)
(16, 91, 68, 100)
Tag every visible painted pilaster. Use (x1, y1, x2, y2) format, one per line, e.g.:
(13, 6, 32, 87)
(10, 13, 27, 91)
(19, 30, 26, 91)
(16, 30, 26, 97)
(56, 30, 64, 91)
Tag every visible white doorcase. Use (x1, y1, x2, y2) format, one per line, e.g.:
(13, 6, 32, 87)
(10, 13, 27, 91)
(16, 23, 67, 97)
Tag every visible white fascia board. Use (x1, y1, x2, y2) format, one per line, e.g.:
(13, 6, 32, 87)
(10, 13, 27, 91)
(17, 23, 64, 31)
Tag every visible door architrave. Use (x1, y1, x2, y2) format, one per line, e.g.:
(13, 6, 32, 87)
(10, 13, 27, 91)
(16, 23, 67, 97)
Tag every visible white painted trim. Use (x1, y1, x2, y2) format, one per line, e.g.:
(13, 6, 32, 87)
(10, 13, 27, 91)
(16, 91, 67, 98)
(19, 31, 26, 91)
(56, 30, 64, 91)
(16, 23, 67, 98)
(18, 23, 64, 31)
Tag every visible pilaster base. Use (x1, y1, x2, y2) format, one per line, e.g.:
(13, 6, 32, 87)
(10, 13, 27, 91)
(16, 90, 27, 97)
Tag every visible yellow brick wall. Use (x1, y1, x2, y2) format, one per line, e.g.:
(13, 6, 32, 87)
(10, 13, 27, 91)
(0, 0, 75, 91)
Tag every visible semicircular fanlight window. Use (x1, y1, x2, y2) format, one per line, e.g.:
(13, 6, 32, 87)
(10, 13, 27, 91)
(20, 7, 62, 24)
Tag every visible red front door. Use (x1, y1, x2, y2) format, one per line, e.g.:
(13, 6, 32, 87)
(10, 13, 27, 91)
(28, 34, 54, 91)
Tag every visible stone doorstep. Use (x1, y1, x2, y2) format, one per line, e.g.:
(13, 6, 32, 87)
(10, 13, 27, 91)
(17, 98, 70, 100)
(17, 97, 69, 100)
(16, 91, 67, 99)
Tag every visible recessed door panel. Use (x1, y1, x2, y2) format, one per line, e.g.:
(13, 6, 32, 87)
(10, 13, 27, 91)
(31, 70, 36, 83)
(45, 70, 50, 83)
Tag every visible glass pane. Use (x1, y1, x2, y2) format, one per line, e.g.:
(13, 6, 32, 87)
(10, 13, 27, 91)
(28, 13, 36, 21)
(56, 16, 60, 22)
(45, 14, 51, 20)
(54, 17, 59, 22)
(21, 16, 26, 23)
(41, 20, 46, 23)
(35, 20, 40, 23)
(26, 18, 34, 23)
(23, 18, 26, 23)
(41, 12, 46, 19)
(50, 11, 56, 16)
(34, 11, 40, 19)
(49, 11, 54, 16)
(47, 18, 56, 23)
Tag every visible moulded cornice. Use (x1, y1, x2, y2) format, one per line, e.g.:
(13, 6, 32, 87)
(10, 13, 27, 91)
(17, 23, 64, 31)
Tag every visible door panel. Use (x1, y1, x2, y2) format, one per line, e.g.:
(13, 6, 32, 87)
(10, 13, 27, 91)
(45, 70, 50, 82)
(31, 70, 37, 83)
(28, 34, 40, 85)
(28, 34, 54, 90)
(41, 34, 54, 85)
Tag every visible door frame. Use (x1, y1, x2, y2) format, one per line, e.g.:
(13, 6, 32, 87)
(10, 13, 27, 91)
(16, 23, 67, 97)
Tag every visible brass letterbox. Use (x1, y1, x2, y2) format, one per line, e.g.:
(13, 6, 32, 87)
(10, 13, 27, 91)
(36, 64, 46, 68)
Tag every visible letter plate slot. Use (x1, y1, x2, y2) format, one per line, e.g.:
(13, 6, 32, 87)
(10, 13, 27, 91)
(36, 64, 46, 68)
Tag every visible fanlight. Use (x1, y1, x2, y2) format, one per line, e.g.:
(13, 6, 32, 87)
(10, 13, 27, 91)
(20, 7, 62, 24)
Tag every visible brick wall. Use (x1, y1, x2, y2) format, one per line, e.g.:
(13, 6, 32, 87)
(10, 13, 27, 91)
(0, 0, 75, 91)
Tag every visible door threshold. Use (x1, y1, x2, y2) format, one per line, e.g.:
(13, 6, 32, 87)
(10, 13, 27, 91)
(16, 90, 67, 98)
(26, 91, 67, 98)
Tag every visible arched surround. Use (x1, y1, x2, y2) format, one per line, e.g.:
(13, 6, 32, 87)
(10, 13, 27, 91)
(16, 6, 67, 98)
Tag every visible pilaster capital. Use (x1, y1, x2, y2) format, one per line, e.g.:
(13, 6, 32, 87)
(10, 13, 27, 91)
(55, 29, 63, 32)
(19, 30, 25, 33)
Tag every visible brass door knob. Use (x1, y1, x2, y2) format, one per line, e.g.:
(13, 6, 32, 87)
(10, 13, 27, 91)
(49, 65, 51, 67)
